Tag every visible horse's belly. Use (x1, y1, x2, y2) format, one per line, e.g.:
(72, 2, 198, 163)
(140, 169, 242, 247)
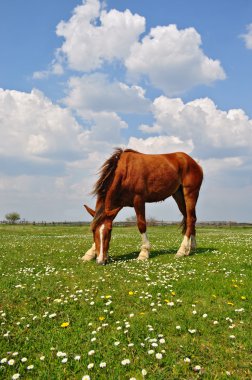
(145, 189, 173, 203)
(121, 167, 180, 204)
(145, 178, 179, 202)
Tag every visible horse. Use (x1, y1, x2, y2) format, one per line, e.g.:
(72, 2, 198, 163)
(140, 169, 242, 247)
(82, 148, 203, 265)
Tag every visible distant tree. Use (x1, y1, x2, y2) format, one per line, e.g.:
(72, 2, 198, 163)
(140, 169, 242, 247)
(125, 215, 137, 223)
(5, 212, 21, 224)
(147, 217, 158, 226)
(125, 215, 158, 226)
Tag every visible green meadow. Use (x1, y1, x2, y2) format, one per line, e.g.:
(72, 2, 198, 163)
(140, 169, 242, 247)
(0, 224, 251, 380)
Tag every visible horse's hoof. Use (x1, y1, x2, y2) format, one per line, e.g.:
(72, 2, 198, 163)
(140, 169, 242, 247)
(137, 253, 149, 260)
(175, 251, 185, 258)
(96, 260, 107, 266)
(81, 253, 96, 261)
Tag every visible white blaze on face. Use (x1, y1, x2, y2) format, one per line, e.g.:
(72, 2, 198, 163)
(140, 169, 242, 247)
(97, 224, 105, 262)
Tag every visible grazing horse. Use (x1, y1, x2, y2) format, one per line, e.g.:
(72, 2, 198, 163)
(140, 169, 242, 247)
(82, 148, 203, 265)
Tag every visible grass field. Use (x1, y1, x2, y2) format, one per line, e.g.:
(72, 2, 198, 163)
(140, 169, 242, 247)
(0, 224, 251, 380)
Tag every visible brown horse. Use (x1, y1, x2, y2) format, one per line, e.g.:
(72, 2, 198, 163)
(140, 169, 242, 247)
(82, 148, 203, 265)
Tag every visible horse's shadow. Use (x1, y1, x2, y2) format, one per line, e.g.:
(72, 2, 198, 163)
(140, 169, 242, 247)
(111, 247, 217, 262)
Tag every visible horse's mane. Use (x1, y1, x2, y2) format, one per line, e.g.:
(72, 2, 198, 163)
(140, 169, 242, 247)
(91, 148, 138, 230)
(92, 148, 122, 198)
(92, 148, 139, 198)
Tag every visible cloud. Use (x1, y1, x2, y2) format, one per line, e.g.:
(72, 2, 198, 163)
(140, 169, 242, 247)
(241, 23, 252, 49)
(55, 0, 145, 72)
(0, 86, 130, 165)
(0, 88, 119, 219)
(0, 85, 123, 220)
(141, 96, 252, 157)
(63, 73, 150, 116)
(128, 135, 194, 154)
(201, 156, 244, 186)
(33, 60, 64, 80)
(0, 172, 93, 221)
(37, 1, 225, 97)
(0, 155, 66, 177)
(198, 156, 252, 221)
(0, 88, 82, 164)
(198, 183, 252, 222)
(125, 24, 226, 95)
(78, 111, 128, 148)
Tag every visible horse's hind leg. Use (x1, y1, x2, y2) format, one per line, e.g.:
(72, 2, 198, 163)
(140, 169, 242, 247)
(172, 186, 187, 234)
(175, 186, 199, 258)
(134, 196, 150, 260)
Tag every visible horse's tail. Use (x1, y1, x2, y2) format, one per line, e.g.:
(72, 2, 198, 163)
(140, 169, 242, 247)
(172, 185, 187, 235)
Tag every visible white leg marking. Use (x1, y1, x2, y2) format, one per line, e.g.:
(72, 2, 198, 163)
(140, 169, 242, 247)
(82, 242, 96, 261)
(97, 224, 105, 264)
(175, 235, 196, 258)
(176, 235, 190, 258)
(137, 233, 151, 260)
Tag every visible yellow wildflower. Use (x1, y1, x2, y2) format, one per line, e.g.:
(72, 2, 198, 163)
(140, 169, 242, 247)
(99, 316, 105, 321)
(61, 322, 70, 328)
(128, 291, 134, 296)
(241, 296, 247, 300)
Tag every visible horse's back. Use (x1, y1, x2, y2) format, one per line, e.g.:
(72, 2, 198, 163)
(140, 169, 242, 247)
(120, 150, 201, 177)
(115, 151, 202, 203)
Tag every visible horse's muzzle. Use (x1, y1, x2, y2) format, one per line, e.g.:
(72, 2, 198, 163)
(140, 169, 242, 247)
(96, 259, 107, 265)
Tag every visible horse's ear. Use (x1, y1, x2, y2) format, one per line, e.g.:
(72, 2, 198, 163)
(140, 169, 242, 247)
(105, 207, 121, 219)
(84, 204, 96, 217)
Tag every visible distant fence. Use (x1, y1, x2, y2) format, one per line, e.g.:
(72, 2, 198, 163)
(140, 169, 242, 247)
(0, 220, 89, 227)
(0, 220, 176, 227)
(1, 220, 252, 227)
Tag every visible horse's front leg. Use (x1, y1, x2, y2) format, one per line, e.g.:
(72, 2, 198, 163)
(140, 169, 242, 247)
(81, 242, 96, 261)
(134, 197, 151, 260)
(175, 235, 196, 257)
(138, 231, 151, 260)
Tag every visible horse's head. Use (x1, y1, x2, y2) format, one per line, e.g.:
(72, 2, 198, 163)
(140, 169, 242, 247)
(84, 205, 121, 265)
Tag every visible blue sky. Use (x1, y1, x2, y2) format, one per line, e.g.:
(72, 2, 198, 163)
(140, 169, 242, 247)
(0, 0, 252, 222)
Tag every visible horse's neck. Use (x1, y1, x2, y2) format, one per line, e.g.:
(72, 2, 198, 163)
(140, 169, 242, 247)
(96, 196, 105, 212)
(96, 194, 118, 214)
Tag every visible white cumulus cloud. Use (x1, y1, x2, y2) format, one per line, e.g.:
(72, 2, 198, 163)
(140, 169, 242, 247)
(63, 73, 150, 116)
(0, 87, 128, 168)
(126, 24, 226, 95)
(202, 156, 244, 178)
(142, 96, 252, 157)
(0, 88, 81, 161)
(128, 135, 194, 154)
(241, 23, 252, 49)
(78, 111, 128, 147)
(56, 0, 145, 72)
(0, 87, 125, 220)
(46, 1, 226, 96)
